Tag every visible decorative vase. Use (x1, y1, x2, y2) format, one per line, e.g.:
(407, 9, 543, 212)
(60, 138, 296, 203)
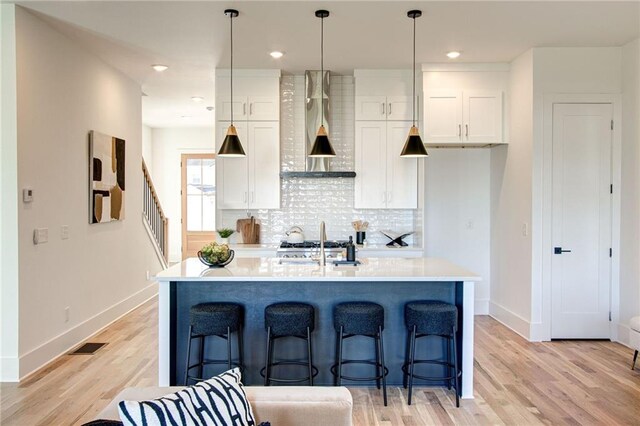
(219, 237, 230, 245)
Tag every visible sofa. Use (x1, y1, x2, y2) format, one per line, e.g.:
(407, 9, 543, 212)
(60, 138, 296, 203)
(96, 386, 353, 426)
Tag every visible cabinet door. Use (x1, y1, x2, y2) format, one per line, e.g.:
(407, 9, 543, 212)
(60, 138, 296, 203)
(248, 122, 280, 209)
(354, 121, 387, 208)
(463, 90, 502, 144)
(386, 96, 414, 121)
(216, 121, 249, 209)
(217, 98, 248, 122)
(248, 96, 279, 121)
(386, 121, 418, 209)
(423, 90, 463, 144)
(355, 96, 387, 121)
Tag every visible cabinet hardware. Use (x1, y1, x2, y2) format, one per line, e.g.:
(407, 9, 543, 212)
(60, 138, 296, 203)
(388, 103, 392, 115)
(387, 191, 392, 203)
(382, 192, 386, 203)
(381, 103, 385, 115)
(465, 124, 469, 138)
(458, 124, 462, 138)
(243, 103, 247, 115)
(251, 192, 255, 203)
(249, 103, 253, 115)
(243, 192, 247, 203)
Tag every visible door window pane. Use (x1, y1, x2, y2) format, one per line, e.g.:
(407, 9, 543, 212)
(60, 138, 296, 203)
(187, 195, 202, 231)
(184, 156, 216, 232)
(187, 159, 202, 195)
(202, 195, 216, 231)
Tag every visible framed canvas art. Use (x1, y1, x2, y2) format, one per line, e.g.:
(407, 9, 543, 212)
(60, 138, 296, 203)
(89, 130, 125, 223)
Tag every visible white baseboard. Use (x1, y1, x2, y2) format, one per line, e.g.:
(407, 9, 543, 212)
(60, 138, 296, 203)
(0, 356, 19, 382)
(614, 323, 631, 347)
(475, 299, 489, 315)
(489, 301, 531, 340)
(18, 283, 158, 380)
(528, 322, 546, 342)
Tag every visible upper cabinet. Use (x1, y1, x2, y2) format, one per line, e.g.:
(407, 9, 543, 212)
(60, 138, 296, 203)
(424, 89, 503, 144)
(422, 63, 509, 146)
(215, 70, 281, 210)
(353, 70, 419, 209)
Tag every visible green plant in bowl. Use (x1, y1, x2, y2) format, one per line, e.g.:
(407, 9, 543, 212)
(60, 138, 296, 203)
(217, 228, 235, 238)
(198, 242, 234, 267)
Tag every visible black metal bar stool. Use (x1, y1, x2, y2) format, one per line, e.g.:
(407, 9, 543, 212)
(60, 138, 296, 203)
(261, 302, 318, 385)
(402, 300, 460, 406)
(331, 301, 388, 406)
(184, 302, 244, 385)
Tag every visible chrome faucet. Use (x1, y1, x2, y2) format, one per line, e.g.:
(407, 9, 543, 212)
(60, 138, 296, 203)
(319, 221, 327, 267)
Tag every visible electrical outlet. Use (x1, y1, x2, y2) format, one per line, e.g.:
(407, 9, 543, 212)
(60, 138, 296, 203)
(61, 225, 69, 240)
(522, 223, 529, 237)
(33, 228, 48, 244)
(146, 270, 151, 281)
(64, 307, 70, 323)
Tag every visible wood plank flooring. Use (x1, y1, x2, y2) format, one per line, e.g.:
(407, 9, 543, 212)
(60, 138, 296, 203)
(1, 297, 639, 425)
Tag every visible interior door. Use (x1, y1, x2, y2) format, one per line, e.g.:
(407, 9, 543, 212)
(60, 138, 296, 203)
(182, 154, 217, 260)
(551, 103, 612, 339)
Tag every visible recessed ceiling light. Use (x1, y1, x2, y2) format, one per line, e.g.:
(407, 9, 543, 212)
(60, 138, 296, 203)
(191, 96, 204, 102)
(270, 51, 284, 59)
(152, 64, 169, 72)
(446, 51, 461, 59)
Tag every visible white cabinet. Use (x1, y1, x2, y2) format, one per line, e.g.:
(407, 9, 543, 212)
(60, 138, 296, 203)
(355, 96, 413, 121)
(354, 121, 418, 209)
(424, 89, 502, 144)
(217, 96, 279, 121)
(216, 121, 280, 209)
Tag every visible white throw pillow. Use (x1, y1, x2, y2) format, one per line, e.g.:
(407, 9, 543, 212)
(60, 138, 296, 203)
(118, 368, 255, 426)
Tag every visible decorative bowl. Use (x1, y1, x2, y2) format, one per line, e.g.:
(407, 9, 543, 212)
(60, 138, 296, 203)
(197, 249, 235, 268)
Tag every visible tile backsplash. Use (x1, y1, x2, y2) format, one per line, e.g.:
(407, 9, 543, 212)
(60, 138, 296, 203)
(221, 75, 422, 246)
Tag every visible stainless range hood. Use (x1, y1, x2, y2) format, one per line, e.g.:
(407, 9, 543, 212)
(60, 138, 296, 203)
(280, 70, 355, 179)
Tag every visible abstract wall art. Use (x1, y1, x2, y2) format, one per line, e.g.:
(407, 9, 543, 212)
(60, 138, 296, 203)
(89, 130, 125, 223)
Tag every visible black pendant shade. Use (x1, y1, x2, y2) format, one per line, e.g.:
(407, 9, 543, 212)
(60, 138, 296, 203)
(401, 9, 428, 158)
(400, 126, 429, 157)
(218, 125, 246, 157)
(309, 125, 336, 157)
(217, 9, 246, 158)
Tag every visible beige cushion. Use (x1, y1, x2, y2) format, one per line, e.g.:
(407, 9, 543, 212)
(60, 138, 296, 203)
(97, 386, 353, 426)
(630, 316, 640, 332)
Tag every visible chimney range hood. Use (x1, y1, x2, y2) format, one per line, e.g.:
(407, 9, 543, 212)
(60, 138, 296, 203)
(280, 70, 356, 179)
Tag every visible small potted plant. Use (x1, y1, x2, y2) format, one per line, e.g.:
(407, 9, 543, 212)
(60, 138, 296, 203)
(216, 228, 234, 245)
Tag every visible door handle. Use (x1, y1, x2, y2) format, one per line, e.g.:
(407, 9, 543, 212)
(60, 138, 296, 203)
(243, 192, 247, 203)
(388, 103, 392, 115)
(381, 103, 385, 116)
(249, 103, 253, 115)
(554, 247, 572, 254)
(465, 124, 469, 138)
(458, 124, 462, 138)
(243, 103, 247, 116)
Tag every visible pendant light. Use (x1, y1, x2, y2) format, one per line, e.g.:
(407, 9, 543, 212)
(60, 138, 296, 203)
(309, 10, 336, 158)
(218, 9, 246, 157)
(400, 10, 429, 157)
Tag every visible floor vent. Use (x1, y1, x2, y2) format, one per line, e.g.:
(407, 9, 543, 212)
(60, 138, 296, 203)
(69, 343, 107, 355)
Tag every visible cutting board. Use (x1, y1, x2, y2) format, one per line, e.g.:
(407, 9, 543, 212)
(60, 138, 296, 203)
(236, 216, 260, 244)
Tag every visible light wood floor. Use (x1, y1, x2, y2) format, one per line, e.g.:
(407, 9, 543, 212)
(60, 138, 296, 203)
(2, 297, 639, 425)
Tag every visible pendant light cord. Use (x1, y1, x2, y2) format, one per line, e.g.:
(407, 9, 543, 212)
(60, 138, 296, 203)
(321, 15, 324, 128)
(230, 12, 234, 125)
(412, 15, 416, 127)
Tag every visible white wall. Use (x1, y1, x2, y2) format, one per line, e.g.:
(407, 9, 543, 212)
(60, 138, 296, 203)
(142, 124, 153, 174)
(425, 149, 491, 314)
(490, 50, 534, 338)
(14, 7, 162, 379)
(0, 4, 20, 381)
(150, 127, 214, 263)
(620, 38, 640, 345)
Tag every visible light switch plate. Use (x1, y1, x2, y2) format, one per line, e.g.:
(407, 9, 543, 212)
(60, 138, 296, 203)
(23, 188, 33, 203)
(33, 228, 48, 244)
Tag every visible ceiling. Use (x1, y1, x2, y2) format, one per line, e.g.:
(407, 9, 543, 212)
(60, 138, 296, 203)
(18, 1, 640, 128)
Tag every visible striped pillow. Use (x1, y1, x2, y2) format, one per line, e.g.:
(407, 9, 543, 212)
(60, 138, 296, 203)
(118, 368, 256, 426)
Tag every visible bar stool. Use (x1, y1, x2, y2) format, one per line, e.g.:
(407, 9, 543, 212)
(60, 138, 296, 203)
(331, 301, 388, 406)
(184, 302, 244, 385)
(402, 300, 460, 407)
(261, 302, 318, 385)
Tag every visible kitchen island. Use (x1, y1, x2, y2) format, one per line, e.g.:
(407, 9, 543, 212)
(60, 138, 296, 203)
(155, 257, 479, 398)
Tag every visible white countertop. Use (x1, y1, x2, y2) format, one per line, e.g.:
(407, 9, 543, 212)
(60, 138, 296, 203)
(155, 257, 480, 282)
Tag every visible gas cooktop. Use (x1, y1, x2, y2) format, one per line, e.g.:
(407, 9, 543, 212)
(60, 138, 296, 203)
(279, 240, 349, 249)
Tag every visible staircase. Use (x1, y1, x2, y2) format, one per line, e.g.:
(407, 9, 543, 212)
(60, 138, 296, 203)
(142, 160, 169, 269)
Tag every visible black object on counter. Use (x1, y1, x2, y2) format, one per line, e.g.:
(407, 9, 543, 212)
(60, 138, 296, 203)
(346, 236, 356, 262)
(356, 231, 366, 245)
